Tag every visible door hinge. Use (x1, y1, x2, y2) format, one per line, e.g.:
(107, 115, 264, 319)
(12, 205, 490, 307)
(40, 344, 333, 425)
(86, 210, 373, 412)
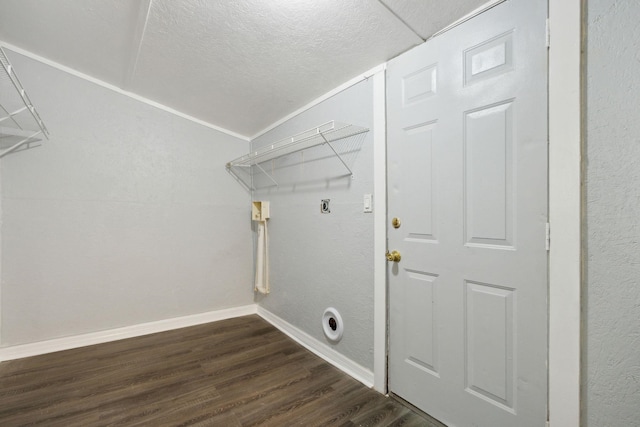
(546, 18, 550, 48)
(545, 222, 551, 251)
(546, 421, 550, 427)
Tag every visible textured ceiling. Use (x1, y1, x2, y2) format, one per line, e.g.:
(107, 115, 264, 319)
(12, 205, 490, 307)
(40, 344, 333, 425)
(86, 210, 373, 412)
(379, 0, 491, 39)
(0, 0, 488, 137)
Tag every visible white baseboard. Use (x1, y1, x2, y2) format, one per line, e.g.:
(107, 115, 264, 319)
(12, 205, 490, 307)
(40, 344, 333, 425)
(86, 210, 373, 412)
(257, 306, 375, 388)
(1, 304, 376, 391)
(0, 304, 257, 362)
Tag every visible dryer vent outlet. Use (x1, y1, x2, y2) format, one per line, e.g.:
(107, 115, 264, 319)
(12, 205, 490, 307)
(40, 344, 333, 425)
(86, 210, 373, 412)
(322, 307, 344, 343)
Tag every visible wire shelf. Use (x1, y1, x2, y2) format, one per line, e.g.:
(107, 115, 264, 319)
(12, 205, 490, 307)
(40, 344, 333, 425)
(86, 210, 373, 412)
(0, 47, 49, 158)
(226, 121, 369, 190)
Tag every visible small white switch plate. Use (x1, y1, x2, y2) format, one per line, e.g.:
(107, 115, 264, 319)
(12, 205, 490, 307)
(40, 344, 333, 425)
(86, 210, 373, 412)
(363, 194, 373, 213)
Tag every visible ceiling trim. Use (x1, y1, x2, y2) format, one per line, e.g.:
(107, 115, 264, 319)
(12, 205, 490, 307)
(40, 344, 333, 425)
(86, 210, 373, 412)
(250, 63, 387, 141)
(123, 0, 153, 90)
(0, 40, 250, 141)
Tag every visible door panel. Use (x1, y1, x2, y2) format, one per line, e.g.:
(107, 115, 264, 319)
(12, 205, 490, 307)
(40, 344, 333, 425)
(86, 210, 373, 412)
(387, 1, 547, 426)
(465, 280, 515, 410)
(400, 121, 437, 240)
(464, 101, 514, 247)
(404, 270, 439, 375)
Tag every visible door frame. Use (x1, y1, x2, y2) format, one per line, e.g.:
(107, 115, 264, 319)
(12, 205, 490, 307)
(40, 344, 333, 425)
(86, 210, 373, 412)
(373, 1, 582, 426)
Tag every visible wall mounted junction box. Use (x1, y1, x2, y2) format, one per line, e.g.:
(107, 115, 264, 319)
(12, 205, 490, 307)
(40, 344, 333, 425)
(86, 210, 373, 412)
(252, 201, 270, 221)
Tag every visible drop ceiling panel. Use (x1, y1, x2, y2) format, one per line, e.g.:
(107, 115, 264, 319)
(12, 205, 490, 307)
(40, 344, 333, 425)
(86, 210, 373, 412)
(0, 0, 137, 84)
(128, 0, 422, 136)
(380, 0, 492, 40)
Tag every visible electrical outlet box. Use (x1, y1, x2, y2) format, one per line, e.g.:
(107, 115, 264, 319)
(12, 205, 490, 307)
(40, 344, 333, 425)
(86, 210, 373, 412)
(252, 201, 270, 221)
(320, 199, 330, 214)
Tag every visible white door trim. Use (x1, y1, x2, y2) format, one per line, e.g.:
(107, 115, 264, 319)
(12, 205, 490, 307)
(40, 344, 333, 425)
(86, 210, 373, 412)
(376, 0, 582, 424)
(373, 68, 388, 393)
(548, 0, 582, 426)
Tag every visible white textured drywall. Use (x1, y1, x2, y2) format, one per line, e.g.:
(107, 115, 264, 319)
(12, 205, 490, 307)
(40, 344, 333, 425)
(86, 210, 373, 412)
(0, 161, 2, 342)
(0, 51, 253, 346)
(252, 80, 375, 370)
(585, 1, 640, 425)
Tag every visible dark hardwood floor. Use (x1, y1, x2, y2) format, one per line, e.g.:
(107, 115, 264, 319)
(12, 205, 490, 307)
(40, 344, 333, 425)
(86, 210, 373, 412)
(0, 315, 443, 426)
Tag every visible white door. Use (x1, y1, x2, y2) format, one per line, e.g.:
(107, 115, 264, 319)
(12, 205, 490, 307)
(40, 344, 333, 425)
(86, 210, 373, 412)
(387, 1, 547, 426)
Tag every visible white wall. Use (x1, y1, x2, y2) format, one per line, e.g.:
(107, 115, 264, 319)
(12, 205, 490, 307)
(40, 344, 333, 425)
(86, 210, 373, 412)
(585, 1, 640, 425)
(252, 80, 375, 370)
(0, 160, 2, 341)
(0, 51, 254, 346)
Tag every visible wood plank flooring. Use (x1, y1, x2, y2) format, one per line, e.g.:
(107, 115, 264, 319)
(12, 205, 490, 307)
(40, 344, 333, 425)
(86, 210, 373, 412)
(0, 315, 443, 426)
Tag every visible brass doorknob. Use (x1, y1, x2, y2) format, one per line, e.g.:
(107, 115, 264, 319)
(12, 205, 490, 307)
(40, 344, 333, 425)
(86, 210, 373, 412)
(386, 250, 401, 262)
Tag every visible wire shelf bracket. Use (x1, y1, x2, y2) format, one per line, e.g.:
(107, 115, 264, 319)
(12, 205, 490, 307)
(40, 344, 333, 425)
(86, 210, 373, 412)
(0, 47, 49, 159)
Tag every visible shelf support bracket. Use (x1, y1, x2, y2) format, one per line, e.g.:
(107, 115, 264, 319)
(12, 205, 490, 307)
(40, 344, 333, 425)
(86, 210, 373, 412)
(255, 162, 279, 187)
(0, 105, 28, 126)
(320, 133, 353, 178)
(0, 130, 42, 159)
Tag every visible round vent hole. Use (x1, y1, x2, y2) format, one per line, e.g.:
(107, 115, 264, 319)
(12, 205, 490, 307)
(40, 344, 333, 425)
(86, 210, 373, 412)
(322, 308, 344, 343)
